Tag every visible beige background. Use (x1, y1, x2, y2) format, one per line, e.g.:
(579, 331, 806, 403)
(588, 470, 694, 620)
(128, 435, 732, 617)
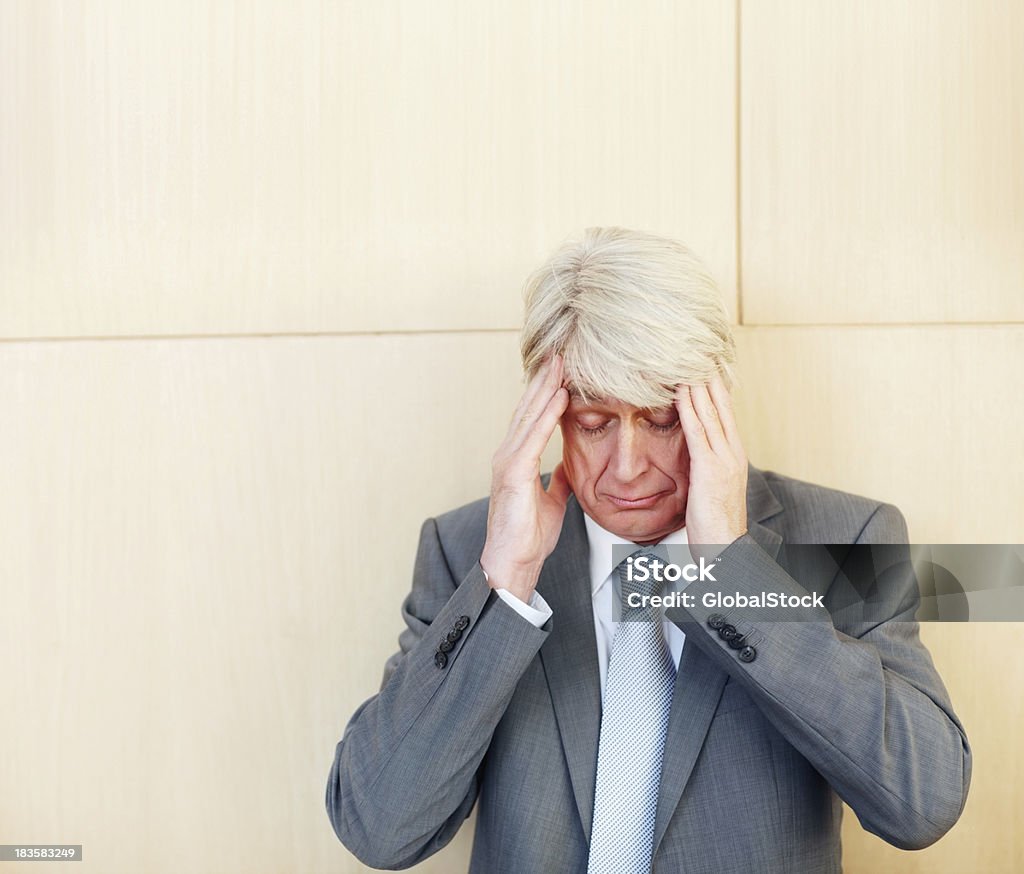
(1, 1, 1020, 872)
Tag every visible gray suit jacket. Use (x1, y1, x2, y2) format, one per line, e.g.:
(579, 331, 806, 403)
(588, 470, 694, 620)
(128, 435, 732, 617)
(327, 466, 971, 872)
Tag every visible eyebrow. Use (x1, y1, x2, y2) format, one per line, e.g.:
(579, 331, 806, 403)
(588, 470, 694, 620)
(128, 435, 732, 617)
(566, 394, 678, 420)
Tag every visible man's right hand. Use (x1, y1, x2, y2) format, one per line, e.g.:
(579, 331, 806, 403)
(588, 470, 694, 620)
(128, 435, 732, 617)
(480, 355, 572, 602)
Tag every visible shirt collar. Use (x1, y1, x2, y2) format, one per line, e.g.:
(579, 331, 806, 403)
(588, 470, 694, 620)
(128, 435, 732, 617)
(582, 512, 690, 598)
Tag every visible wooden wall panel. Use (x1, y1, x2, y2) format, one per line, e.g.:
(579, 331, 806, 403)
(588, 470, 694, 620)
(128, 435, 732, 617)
(0, 0, 737, 340)
(733, 325, 1023, 542)
(741, 0, 1024, 324)
(0, 332, 546, 873)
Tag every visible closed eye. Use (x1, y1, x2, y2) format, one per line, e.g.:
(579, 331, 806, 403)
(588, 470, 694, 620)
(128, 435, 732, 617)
(649, 420, 679, 433)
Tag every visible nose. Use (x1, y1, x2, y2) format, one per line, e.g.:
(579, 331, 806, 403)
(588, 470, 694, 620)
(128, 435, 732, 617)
(609, 421, 649, 483)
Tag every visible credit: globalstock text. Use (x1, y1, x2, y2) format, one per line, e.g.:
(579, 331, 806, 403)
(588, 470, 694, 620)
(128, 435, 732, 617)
(624, 555, 824, 610)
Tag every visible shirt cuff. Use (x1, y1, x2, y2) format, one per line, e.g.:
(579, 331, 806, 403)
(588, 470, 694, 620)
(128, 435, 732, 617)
(492, 585, 554, 628)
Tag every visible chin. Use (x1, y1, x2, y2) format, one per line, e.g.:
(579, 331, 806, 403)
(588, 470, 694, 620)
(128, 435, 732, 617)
(599, 508, 680, 543)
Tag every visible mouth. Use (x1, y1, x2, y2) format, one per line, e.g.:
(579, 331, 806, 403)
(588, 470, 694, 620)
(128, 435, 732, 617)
(604, 490, 670, 510)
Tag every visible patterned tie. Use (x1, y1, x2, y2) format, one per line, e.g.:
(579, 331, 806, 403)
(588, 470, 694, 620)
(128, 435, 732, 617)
(587, 547, 677, 874)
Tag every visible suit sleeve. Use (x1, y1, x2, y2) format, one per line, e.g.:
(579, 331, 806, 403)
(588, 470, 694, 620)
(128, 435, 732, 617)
(671, 503, 972, 851)
(325, 516, 550, 869)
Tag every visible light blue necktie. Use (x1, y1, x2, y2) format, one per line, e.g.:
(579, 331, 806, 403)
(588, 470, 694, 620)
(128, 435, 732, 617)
(587, 547, 676, 874)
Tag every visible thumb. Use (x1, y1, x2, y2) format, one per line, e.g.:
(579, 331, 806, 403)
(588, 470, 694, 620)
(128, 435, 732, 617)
(545, 462, 572, 507)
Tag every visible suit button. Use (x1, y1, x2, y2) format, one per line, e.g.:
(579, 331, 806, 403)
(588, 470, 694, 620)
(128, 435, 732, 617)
(707, 614, 727, 630)
(738, 645, 757, 663)
(446, 629, 462, 643)
(454, 615, 470, 631)
(434, 651, 448, 669)
(727, 635, 746, 650)
(438, 638, 455, 653)
(718, 624, 739, 642)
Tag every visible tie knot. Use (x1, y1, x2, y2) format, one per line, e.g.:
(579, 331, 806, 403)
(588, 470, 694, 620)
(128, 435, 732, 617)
(615, 546, 670, 620)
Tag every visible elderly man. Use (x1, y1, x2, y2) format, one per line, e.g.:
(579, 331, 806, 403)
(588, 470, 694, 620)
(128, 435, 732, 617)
(326, 227, 971, 873)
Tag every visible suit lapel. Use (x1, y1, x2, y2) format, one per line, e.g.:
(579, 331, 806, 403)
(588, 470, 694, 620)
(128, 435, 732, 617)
(746, 464, 784, 562)
(652, 465, 784, 853)
(651, 639, 729, 851)
(536, 495, 603, 841)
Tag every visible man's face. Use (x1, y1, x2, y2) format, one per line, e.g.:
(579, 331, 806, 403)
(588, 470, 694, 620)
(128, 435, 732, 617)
(559, 392, 690, 544)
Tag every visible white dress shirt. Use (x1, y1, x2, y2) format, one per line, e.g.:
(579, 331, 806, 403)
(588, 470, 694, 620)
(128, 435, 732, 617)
(493, 515, 691, 695)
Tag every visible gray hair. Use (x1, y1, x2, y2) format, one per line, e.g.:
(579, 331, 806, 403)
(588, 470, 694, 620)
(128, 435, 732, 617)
(520, 226, 737, 408)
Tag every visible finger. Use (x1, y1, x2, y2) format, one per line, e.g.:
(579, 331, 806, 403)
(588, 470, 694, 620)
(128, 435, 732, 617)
(689, 383, 729, 454)
(517, 384, 570, 462)
(545, 461, 572, 507)
(508, 354, 561, 434)
(707, 374, 741, 449)
(675, 384, 711, 456)
(507, 356, 565, 444)
(495, 361, 555, 465)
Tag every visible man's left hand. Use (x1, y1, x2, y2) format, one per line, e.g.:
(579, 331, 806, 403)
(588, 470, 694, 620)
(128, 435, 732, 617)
(675, 375, 748, 559)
